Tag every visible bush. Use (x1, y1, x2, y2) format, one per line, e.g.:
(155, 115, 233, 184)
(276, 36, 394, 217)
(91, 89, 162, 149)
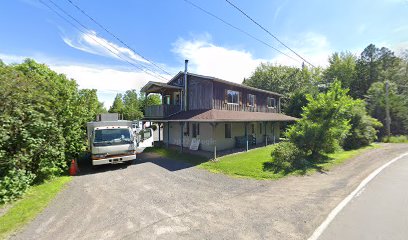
(383, 135, 408, 143)
(343, 101, 382, 150)
(270, 142, 308, 172)
(149, 124, 158, 131)
(0, 169, 35, 204)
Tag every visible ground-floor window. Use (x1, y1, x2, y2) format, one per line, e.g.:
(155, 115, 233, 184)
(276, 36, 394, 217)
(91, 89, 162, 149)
(259, 123, 262, 134)
(251, 124, 255, 134)
(225, 123, 231, 138)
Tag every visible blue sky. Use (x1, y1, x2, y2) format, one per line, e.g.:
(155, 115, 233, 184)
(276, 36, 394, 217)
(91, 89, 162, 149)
(1, 0, 407, 107)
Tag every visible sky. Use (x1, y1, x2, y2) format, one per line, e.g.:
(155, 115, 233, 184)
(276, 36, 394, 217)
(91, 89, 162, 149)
(1, 0, 407, 108)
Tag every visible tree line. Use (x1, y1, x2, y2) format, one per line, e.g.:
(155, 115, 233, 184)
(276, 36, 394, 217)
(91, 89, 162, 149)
(244, 44, 408, 138)
(243, 44, 408, 172)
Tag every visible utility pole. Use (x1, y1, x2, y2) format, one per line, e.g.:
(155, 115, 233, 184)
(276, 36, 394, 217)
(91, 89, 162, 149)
(385, 80, 391, 138)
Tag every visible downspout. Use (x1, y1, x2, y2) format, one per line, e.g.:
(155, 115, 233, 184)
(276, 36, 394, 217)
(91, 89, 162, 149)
(184, 59, 189, 111)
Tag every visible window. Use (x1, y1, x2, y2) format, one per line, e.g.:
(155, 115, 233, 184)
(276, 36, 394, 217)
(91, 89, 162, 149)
(248, 94, 255, 106)
(259, 123, 262, 134)
(192, 123, 200, 138)
(225, 123, 231, 138)
(164, 95, 171, 105)
(267, 97, 276, 108)
(227, 90, 239, 104)
(251, 124, 255, 134)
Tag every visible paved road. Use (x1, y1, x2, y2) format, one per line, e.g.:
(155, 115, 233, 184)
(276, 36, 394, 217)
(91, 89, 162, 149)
(10, 144, 408, 240)
(319, 154, 408, 240)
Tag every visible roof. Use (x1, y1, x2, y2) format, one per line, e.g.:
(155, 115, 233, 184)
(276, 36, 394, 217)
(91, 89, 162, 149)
(140, 81, 183, 93)
(167, 72, 284, 97)
(145, 109, 298, 122)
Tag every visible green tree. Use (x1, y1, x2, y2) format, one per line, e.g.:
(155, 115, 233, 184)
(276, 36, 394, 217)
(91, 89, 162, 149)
(109, 93, 124, 114)
(122, 90, 143, 120)
(78, 89, 106, 122)
(324, 52, 357, 92)
(244, 63, 322, 116)
(139, 94, 161, 114)
(286, 81, 354, 157)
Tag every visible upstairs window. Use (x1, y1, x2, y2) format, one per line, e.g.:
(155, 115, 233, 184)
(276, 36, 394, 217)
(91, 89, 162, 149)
(267, 97, 276, 108)
(248, 94, 255, 106)
(164, 95, 171, 105)
(227, 90, 240, 104)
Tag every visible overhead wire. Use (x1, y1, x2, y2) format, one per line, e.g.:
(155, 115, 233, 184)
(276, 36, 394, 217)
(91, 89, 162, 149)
(183, 0, 301, 64)
(224, 0, 316, 68)
(65, 0, 173, 77)
(38, 0, 168, 81)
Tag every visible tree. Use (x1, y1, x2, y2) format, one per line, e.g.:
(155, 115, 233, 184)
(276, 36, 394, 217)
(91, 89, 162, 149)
(0, 59, 105, 203)
(78, 89, 106, 122)
(109, 93, 124, 114)
(324, 52, 357, 91)
(244, 63, 323, 115)
(286, 81, 354, 158)
(139, 94, 161, 114)
(122, 90, 143, 120)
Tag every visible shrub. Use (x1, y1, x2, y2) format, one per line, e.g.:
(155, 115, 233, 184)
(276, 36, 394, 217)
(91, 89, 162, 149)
(383, 135, 408, 143)
(0, 169, 35, 204)
(270, 142, 308, 172)
(149, 124, 158, 131)
(343, 100, 383, 150)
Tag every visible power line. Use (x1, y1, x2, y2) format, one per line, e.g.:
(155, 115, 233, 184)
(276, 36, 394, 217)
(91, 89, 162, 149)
(65, 0, 173, 77)
(46, 0, 168, 81)
(38, 0, 168, 81)
(224, 0, 316, 68)
(183, 0, 301, 64)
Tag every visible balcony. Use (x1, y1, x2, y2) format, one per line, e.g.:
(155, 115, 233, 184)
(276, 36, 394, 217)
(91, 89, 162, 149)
(145, 104, 181, 118)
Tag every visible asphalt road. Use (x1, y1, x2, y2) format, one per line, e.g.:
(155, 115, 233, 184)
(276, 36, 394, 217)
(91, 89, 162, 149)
(318, 154, 408, 240)
(10, 144, 408, 240)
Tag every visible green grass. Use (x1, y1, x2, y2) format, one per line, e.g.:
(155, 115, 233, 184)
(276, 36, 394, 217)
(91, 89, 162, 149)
(0, 176, 72, 239)
(383, 135, 408, 143)
(144, 147, 208, 165)
(202, 144, 380, 180)
(145, 144, 380, 180)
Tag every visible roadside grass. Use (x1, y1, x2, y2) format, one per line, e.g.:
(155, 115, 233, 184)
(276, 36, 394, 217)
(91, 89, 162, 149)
(383, 135, 408, 143)
(0, 176, 72, 239)
(143, 147, 208, 165)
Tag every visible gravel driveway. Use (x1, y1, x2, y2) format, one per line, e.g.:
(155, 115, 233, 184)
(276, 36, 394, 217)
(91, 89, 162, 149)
(11, 144, 408, 240)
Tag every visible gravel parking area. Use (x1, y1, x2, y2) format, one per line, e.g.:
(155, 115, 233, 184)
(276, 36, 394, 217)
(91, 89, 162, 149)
(11, 143, 408, 240)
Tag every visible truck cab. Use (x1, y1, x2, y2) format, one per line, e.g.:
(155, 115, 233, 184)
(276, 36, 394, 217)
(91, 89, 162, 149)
(90, 125, 136, 165)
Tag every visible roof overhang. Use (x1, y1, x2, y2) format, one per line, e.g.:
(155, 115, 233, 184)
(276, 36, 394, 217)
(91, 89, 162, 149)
(141, 81, 183, 94)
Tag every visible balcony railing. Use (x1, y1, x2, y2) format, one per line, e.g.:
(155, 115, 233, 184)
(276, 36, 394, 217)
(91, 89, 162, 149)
(145, 104, 181, 118)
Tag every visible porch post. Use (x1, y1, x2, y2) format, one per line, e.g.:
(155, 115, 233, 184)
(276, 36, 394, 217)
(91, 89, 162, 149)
(158, 122, 161, 144)
(264, 121, 267, 146)
(245, 122, 248, 152)
(180, 122, 184, 152)
(166, 122, 170, 148)
(210, 123, 218, 160)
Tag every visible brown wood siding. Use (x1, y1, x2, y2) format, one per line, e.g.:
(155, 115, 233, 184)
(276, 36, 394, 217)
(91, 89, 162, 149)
(212, 81, 280, 113)
(187, 76, 213, 110)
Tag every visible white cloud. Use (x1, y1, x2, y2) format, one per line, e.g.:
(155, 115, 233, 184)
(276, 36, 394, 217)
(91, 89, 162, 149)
(62, 30, 149, 64)
(172, 36, 266, 83)
(172, 32, 332, 84)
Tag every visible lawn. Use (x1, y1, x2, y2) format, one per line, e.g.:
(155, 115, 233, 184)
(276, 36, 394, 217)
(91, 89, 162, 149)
(0, 176, 72, 239)
(146, 144, 380, 180)
(200, 144, 380, 179)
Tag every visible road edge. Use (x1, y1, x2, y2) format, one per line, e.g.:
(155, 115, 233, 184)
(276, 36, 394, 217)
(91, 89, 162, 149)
(308, 151, 408, 240)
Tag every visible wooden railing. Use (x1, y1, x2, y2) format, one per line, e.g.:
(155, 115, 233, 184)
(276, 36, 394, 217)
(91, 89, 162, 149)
(145, 104, 181, 118)
(212, 99, 278, 113)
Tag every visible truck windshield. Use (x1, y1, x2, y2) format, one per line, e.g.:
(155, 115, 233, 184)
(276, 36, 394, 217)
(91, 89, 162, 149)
(93, 128, 133, 146)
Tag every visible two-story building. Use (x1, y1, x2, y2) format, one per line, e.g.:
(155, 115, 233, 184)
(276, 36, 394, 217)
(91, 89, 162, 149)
(141, 60, 297, 157)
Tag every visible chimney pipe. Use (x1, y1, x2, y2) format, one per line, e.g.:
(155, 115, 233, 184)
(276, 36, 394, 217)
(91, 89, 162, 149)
(184, 59, 188, 111)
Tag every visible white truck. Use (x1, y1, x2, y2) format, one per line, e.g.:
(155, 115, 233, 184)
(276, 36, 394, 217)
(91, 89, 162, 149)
(87, 113, 154, 166)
